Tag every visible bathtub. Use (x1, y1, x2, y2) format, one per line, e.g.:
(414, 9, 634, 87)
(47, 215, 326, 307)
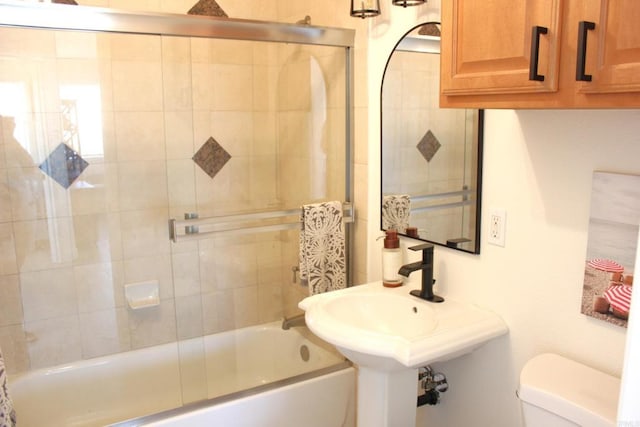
(9, 321, 355, 427)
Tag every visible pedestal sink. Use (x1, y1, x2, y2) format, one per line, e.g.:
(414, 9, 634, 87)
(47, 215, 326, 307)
(299, 282, 508, 427)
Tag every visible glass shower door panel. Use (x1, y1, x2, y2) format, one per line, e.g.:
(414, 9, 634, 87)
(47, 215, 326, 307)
(0, 21, 349, 423)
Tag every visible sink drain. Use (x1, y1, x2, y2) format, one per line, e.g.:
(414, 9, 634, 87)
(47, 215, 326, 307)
(300, 344, 310, 362)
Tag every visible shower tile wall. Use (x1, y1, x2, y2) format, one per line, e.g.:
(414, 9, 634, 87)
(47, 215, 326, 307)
(0, 24, 346, 374)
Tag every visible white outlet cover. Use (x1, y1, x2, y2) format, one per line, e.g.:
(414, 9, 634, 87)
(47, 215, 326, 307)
(488, 208, 506, 247)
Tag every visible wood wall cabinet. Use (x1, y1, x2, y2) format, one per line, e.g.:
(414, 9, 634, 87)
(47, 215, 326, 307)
(440, 0, 640, 109)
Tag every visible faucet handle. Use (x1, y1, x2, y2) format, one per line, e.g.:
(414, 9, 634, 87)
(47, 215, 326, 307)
(408, 243, 434, 252)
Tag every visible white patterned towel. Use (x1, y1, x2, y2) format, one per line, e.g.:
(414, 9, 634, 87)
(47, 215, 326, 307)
(299, 201, 346, 295)
(382, 194, 411, 233)
(0, 348, 16, 427)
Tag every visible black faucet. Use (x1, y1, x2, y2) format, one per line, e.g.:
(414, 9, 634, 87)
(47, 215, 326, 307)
(398, 243, 444, 303)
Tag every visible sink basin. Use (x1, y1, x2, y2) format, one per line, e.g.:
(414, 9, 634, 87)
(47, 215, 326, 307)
(299, 281, 508, 371)
(300, 281, 508, 427)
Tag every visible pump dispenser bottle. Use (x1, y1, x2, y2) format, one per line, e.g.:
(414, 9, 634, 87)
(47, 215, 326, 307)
(381, 229, 403, 287)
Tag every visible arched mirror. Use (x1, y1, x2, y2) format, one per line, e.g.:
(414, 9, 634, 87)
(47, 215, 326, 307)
(381, 22, 484, 254)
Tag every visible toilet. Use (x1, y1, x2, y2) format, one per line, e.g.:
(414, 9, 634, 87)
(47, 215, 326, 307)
(519, 353, 620, 427)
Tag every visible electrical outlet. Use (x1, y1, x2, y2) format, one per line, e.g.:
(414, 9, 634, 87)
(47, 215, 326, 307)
(488, 208, 506, 247)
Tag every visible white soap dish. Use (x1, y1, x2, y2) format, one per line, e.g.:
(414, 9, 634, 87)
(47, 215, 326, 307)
(125, 280, 160, 310)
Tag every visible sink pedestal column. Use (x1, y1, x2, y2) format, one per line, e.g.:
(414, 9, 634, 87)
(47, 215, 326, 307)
(356, 366, 418, 427)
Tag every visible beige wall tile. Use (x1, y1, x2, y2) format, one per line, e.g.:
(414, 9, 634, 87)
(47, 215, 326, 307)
(250, 155, 278, 207)
(69, 163, 120, 215)
(55, 31, 100, 59)
(212, 64, 254, 111)
(194, 156, 251, 215)
(117, 161, 168, 210)
(13, 218, 74, 272)
(0, 27, 56, 58)
(25, 314, 82, 369)
(209, 111, 253, 156)
(252, 65, 278, 112)
(20, 268, 77, 322)
(232, 286, 258, 328)
(161, 36, 192, 63)
(0, 224, 17, 276)
(112, 61, 163, 111)
(163, 61, 193, 111)
(0, 171, 10, 223)
(109, 0, 162, 13)
(127, 299, 177, 349)
(2, 120, 38, 168)
(79, 308, 131, 359)
(114, 112, 166, 161)
(190, 38, 211, 64)
(251, 112, 277, 156)
(123, 254, 173, 299)
(190, 63, 215, 111)
(99, 112, 118, 162)
(256, 239, 284, 284)
(72, 213, 123, 265)
(164, 111, 195, 159)
(7, 166, 71, 221)
(166, 159, 196, 209)
(110, 33, 161, 62)
(0, 275, 23, 327)
(212, 40, 254, 65)
(0, 325, 29, 374)
(119, 209, 170, 258)
(171, 251, 201, 297)
(202, 242, 258, 291)
(74, 261, 125, 313)
(277, 111, 311, 157)
(257, 284, 283, 323)
(175, 295, 203, 340)
(201, 290, 234, 335)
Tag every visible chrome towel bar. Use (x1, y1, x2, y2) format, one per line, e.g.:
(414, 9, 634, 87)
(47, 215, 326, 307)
(169, 203, 354, 242)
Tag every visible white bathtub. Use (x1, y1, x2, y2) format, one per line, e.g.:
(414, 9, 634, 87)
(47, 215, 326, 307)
(9, 321, 354, 427)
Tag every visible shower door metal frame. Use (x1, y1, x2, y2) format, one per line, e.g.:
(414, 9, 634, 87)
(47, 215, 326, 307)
(0, 1, 356, 285)
(0, 1, 354, 47)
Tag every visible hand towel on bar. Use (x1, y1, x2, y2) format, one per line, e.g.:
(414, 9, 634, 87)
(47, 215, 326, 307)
(299, 201, 346, 295)
(0, 348, 16, 427)
(382, 194, 411, 233)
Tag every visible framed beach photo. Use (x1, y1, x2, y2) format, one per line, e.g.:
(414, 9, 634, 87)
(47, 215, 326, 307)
(581, 171, 640, 327)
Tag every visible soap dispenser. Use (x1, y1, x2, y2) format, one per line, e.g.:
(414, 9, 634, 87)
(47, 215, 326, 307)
(381, 229, 403, 287)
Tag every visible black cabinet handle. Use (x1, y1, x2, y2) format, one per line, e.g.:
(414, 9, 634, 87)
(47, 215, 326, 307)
(529, 26, 548, 81)
(576, 21, 595, 81)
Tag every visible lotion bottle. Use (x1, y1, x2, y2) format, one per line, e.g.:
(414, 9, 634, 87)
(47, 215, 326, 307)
(381, 229, 403, 287)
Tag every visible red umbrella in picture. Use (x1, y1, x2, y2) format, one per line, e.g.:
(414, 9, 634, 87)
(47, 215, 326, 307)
(604, 284, 633, 315)
(588, 258, 625, 284)
(588, 258, 625, 274)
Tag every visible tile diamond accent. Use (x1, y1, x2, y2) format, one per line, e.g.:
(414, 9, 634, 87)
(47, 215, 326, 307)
(416, 130, 441, 163)
(188, 0, 228, 17)
(193, 136, 231, 179)
(39, 143, 89, 189)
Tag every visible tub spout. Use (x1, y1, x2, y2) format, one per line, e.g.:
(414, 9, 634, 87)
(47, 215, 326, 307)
(282, 314, 306, 330)
(398, 243, 444, 303)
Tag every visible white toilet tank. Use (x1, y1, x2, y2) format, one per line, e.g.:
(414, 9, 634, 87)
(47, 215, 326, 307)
(519, 353, 620, 427)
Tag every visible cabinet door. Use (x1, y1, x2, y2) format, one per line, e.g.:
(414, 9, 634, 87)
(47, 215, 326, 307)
(576, 0, 640, 94)
(441, 0, 563, 96)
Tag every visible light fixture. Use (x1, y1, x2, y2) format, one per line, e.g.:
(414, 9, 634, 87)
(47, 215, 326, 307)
(350, 0, 381, 18)
(392, 0, 427, 7)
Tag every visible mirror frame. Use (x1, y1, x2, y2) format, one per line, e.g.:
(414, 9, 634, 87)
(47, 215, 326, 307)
(380, 23, 484, 254)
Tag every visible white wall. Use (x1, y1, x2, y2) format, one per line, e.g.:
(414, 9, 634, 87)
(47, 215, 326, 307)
(366, 4, 640, 426)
